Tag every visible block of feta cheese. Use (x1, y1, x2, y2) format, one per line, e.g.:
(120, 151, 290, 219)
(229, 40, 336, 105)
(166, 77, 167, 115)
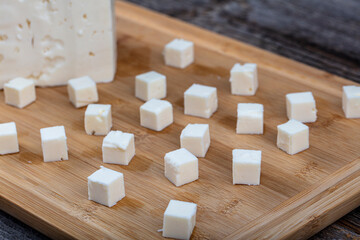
(164, 39, 194, 69)
(286, 92, 317, 122)
(236, 103, 264, 134)
(67, 76, 98, 108)
(343, 86, 360, 118)
(162, 200, 197, 240)
(4, 78, 36, 108)
(277, 120, 309, 155)
(180, 124, 210, 157)
(232, 149, 261, 185)
(164, 148, 199, 187)
(88, 166, 125, 207)
(102, 131, 135, 165)
(184, 84, 218, 118)
(40, 126, 68, 162)
(229, 63, 258, 96)
(0, 0, 116, 88)
(85, 104, 112, 135)
(135, 71, 166, 101)
(0, 122, 19, 155)
(140, 99, 173, 131)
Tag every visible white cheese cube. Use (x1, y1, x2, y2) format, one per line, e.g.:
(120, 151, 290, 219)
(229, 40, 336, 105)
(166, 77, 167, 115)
(4, 78, 36, 108)
(102, 131, 135, 165)
(184, 84, 218, 118)
(85, 104, 112, 135)
(277, 120, 309, 155)
(286, 92, 317, 122)
(0, 122, 19, 155)
(342, 86, 360, 118)
(0, 0, 116, 88)
(88, 166, 125, 207)
(164, 39, 194, 69)
(229, 63, 258, 96)
(236, 103, 264, 134)
(232, 149, 261, 185)
(67, 76, 98, 108)
(40, 126, 68, 162)
(162, 200, 197, 240)
(135, 71, 166, 101)
(180, 124, 210, 157)
(164, 148, 199, 187)
(140, 99, 173, 131)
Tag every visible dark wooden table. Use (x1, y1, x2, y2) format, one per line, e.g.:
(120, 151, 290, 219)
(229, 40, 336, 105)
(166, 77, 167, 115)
(0, 0, 359, 239)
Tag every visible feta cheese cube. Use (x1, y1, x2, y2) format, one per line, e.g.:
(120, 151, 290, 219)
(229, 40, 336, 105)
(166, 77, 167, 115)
(286, 92, 317, 122)
(164, 39, 194, 69)
(88, 166, 125, 207)
(67, 76, 98, 108)
(232, 149, 261, 185)
(180, 124, 210, 157)
(4, 78, 36, 108)
(140, 99, 173, 131)
(230, 63, 258, 96)
(164, 148, 199, 187)
(102, 131, 135, 165)
(40, 126, 68, 162)
(342, 85, 360, 118)
(184, 84, 218, 118)
(277, 120, 309, 155)
(236, 103, 264, 134)
(0, 122, 19, 155)
(162, 200, 197, 240)
(135, 71, 166, 101)
(85, 104, 112, 135)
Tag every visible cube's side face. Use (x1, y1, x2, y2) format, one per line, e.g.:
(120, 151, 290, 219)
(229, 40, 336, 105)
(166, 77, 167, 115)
(126, 137, 136, 163)
(0, 134, 19, 155)
(178, 159, 199, 186)
(148, 78, 166, 100)
(230, 71, 256, 96)
(179, 44, 194, 69)
(164, 157, 178, 186)
(88, 181, 110, 207)
(4, 87, 20, 108)
(157, 106, 173, 131)
(343, 95, 360, 118)
(20, 84, 36, 108)
(236, 115, 263, 134)
(181, 136, 205, 157)
(164, 47, 182, 68)
(287, 100, 317, 122)
(184, 95, 210, 118)
(140, 109, 158, 131)
(107, 175, 125, 207)
(163, 214, 192, 239)
(233, 161, 260, 185)
(277, 128, 291, 154)
(135, 78, 149, 101)
(41, 138, 68, 162)
(290, 128, 309, 155)
(67, 84, 77, 107)
(102, 146, 127, 165)
(85, 112, 112, 135)
(76, 85, 98, 106)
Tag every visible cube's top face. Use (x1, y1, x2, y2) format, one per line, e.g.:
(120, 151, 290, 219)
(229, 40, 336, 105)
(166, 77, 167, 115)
(140, 99, 172, 114)
(85, 104, 111, 116)
(0, 122, 17, 136)
(136, 71, 165, 83)
(164, 200, 197, 219)
(184, 84, 216, 98)
(286, 92, 315, 104)
(165, 148, 198, 166)
(5, 77, 34, 90)
(181, 124, 209, 138)
(231, 63, 257, 73)
(88, 166, 123, 185)
(103, 130, 133, 150)
(232, 149, 261, 165)
(237, 103, 263, 117)
(165, 39, 193, 52)
(343, 85, 360, 98)
(68, 76, 96, 90)
(277, 119, 308, 134)
(40, 126, 66, 141)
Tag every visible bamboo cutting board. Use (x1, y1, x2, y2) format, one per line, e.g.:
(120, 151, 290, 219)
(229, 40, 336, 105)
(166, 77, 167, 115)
(0, 1, 359, 239)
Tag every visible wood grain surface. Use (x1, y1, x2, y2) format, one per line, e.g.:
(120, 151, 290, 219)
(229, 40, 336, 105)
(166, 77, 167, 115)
(0, 1, 359, 239)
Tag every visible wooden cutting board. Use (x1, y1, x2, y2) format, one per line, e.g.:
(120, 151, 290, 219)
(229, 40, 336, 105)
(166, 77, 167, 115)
(0, 1, 359, 239)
